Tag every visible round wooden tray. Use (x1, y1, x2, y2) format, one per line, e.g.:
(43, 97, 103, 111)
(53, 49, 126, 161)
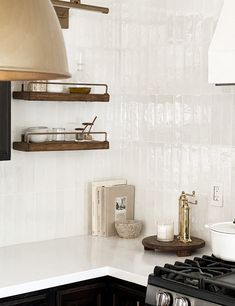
(142, 235, 205, 257)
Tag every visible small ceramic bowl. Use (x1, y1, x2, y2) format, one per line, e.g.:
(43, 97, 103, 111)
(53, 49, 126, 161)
(25, 127, 49, 143)
(115, 220, 142, 239)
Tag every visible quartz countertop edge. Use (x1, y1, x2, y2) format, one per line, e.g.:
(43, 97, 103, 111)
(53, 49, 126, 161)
(0, 235, 210, 299)
(0, 267, 109, 299)
(0, 267, 147, 299)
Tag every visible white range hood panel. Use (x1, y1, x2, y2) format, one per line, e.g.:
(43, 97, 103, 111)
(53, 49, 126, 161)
(208, 0, 235, 84)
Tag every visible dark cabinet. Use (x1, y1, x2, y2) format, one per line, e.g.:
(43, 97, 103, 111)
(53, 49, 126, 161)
(110, 279, 146, 306)
(0, 277, 146, 306)
(0, 292, 50, 306)
(0, 81, 11, 161)
(56, 281, 108, 306)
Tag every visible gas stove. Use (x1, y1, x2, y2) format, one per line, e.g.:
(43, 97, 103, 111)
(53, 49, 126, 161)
(146, 255, 235, 306)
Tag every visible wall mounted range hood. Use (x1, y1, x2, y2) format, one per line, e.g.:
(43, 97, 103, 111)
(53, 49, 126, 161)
(208, 0, 235, 85)
(0, 0, 70, 81)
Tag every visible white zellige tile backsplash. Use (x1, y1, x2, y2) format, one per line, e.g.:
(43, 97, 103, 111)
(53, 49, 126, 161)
(1, 0, 235, 247)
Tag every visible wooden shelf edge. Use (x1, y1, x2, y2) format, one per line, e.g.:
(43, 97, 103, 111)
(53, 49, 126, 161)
(13, 141, 110, 152)
(13, 91, 110, 102)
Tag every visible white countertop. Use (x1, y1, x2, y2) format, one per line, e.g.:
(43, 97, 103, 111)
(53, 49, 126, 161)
(0, 235, 211, 299)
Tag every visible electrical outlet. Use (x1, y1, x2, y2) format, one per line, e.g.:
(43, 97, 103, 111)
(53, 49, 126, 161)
(211, 184, 223, 207)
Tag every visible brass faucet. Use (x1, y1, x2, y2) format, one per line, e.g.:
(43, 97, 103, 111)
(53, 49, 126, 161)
(179, 191, 198, 243)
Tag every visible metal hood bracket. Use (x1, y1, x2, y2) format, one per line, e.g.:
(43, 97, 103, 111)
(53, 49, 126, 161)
(52, 0, 109, 29)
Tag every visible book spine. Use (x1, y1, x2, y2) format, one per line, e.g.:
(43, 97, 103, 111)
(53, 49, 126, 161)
(91, 187, 98, 236)
(92, 184, 101, 236)
(97, 186, 103, 236)
(101, 187, 107, 237)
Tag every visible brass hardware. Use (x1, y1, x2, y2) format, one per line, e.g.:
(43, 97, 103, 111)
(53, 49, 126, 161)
(52, 0, 109, 29)
(54, 7, 69, 29)
(52, 0, 109, 14)
(179, 191, 197, 244)
(24, 82, 109, 94)
(23, 131, 108, 143)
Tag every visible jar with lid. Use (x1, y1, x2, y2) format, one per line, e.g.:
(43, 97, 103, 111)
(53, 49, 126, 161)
(75, 128, 84, 141)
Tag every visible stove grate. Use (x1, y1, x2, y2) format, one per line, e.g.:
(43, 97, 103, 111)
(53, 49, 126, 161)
(154, 255, 235, 291)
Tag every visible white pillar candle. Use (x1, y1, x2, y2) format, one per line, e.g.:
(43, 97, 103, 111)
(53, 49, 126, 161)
(157, 222, 174, 242)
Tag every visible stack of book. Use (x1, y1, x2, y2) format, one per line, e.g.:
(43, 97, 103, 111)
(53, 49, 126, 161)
(91, 179, 135, 237)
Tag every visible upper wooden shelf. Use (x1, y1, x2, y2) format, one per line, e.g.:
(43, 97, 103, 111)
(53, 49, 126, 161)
(13, 82, 110, 102)
(13, 91, 110, 102)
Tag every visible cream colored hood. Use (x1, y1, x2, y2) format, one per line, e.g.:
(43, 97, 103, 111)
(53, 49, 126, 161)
(208, 0, 235, 85)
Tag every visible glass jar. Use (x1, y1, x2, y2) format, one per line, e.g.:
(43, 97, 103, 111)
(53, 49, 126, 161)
(75, 128, 84, 141)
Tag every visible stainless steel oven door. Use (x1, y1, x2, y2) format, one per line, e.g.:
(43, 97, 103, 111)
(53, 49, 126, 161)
(145, 285, 221, 306)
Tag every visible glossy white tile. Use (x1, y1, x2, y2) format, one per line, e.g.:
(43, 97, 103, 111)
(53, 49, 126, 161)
(0, 0, 234, 247)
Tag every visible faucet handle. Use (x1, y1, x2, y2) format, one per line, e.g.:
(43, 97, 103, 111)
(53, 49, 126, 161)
(187, 191, 198, 205)
(188, 191, 198, 205)
(185, 191, 196, 197)
(179, 191, 198, 205)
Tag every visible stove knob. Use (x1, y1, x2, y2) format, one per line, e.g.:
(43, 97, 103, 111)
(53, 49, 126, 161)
(175, 296, 190, 306)
(156, 292, 171, 306)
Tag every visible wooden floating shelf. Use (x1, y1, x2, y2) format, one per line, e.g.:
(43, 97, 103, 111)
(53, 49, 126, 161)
(13, 141, 109, 152)
(13, 91, 110, 102)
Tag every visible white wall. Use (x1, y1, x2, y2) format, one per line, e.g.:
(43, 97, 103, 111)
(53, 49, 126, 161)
(1, 0, 234, 247)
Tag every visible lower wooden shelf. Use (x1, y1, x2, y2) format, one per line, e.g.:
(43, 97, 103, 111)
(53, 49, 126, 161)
(13, 141, 109, 152)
